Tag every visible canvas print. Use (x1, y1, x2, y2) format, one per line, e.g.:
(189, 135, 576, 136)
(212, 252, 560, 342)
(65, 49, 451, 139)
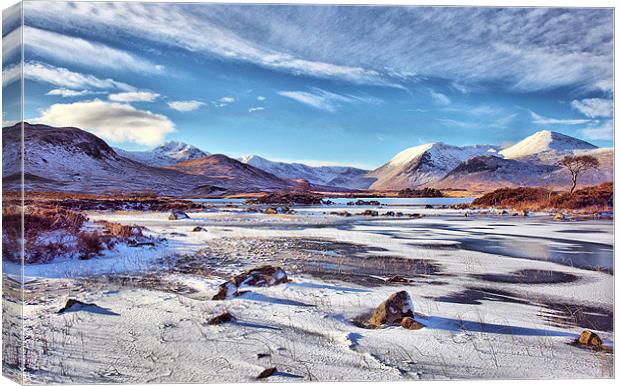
(1, 1, 614, 383)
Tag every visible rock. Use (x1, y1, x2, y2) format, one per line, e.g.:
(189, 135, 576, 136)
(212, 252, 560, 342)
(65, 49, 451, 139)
(501, 210, 509, 215)
(425, 204, 433, 209)
(361, 209, 379, 217)
(577, 330, 603, 348)
(384, 211, 396, 217)
(396, 212, 404, 217)
(330, 211, 352, 217)
(347, 199, 380, 206)
(58, 299, 93, 314)
(263, 207, 278, 214)
(257, 353, 271, 359)
(409, 213, 423, 218)
(519, 210, 529, 217)
(207, 312, 235, 325)
(553, 213, 568, 221)
(192, 226, 207, 232)
(249, 191, 323, 205)
(232, 265, 289, 288)
(400, 316, 424, 330)
(256, 367, 277, 379)
(385, 276, 409, 283)
(368, 291, 414, 328)
(168, 210, 190, 220)
(212, 282, 238, 300)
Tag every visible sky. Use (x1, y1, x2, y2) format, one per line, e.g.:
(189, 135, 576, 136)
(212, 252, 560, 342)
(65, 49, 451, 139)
(2, 2, 614, 169)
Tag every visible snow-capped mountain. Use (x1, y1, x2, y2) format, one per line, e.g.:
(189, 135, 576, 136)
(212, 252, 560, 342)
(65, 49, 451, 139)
(500, 130, 597, 161)
(240, 155, 372, 189)
(366, 143, 499, 190)
(114, 141, 209, 167)
(2, 123, 222, 195)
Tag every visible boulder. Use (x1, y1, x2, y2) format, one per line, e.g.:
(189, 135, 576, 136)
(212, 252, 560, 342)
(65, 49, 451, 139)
(368, 291, 414, 328)
(361, 210, 379, 217)
(208, 312, 235, 325)
(233, 265, 289, 288)
(256, 367, 277, 379)
(425, 204, 433, 209)
(192, 226, 207, 232)
(577, 330, 603, 348)
(168, 210, 190, 220)
(212, 282, 238, 300)
(553, 213, 568, 221)
(263, 207, 278, 215)
(58, 299, 93, 314)
(385, 276, 409, 283)
(400, 316, 424, 330)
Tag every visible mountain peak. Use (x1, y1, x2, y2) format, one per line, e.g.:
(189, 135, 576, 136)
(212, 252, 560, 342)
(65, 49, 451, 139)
(500, 130, 597, 160)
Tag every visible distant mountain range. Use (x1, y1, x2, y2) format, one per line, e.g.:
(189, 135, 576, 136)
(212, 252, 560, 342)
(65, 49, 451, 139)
(2, 122, 613, 195)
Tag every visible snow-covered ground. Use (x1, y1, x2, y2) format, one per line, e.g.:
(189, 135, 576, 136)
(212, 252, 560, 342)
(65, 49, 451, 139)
(3, 205, 614, 383)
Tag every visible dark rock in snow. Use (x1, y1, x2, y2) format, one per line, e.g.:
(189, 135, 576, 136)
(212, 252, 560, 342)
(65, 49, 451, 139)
(58, 299, 94, 314)
(368, 291, 415, 328)
(256, 367, 277, 379)
(212, 266, 289, 300)
(192, 226, 207, 232)
(208, 312, 235, 325)
(577, 330, 603, 348)
(212, 282, 239, 300)
(400, 316, 425, 330)
(169, 210, 190, 220)
(385, 276, 410, 284)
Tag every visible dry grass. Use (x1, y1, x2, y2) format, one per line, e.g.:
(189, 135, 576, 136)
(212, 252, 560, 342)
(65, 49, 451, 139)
(471, 182, 613, 212)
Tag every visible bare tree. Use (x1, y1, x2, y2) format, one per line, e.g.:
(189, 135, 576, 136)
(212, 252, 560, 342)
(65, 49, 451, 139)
(560, 155, 599, 193)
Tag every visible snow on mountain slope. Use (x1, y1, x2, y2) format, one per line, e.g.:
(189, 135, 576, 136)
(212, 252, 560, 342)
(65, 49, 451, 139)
(367, 143, 498, 190)
(499, 130, 597, 160)
(241, 155, 371, 189)
(2, 123, 225, 195)
(114, 141, 209, 167)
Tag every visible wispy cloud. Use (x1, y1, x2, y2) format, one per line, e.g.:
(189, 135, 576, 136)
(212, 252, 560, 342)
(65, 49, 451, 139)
(580, 121, 613, 141)
(529, 111, 590, 126)
(46, 88, 98, 97)
(570, 98, 613, 118)
(109, 91, 160, 102)
(278, 88, 378, 112)
(256, 96, 266, 101)
(429, 90, 450, 106)
(3, 61, 135, 91)
(248, 107, 264, 113)
(35, 99, 175, 145)
(168, 100, 204, 111)
(23, 26, 162, 73)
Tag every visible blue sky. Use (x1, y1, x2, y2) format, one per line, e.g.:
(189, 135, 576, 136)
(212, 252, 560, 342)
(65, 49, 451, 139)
(2, 3, 614, 169)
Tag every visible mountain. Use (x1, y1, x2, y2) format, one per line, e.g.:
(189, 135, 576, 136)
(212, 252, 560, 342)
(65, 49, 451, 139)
(240, 155, 373, 190)
(499, 130, 597, 161)
(366, 143, 499, 190)
(168, 154, 294, 192)
(433, 132, 613, 192)
(2, 122, 224, 195)
(114, 141, 209, 166)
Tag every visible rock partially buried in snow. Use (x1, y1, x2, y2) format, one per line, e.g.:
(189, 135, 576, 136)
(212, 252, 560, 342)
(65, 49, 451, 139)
(256, 367, 277, 379)
(212, 266, 289, 301)
(368, 291, 414, 328)
(192, 226, 207, 232)
(232, 265, 289, 288)
(400, 316, 424, 330)
(207, 312, 235, 325)
(212, 282, 238, 300)
(577, 330, 603, 348)
(58, 299, 94, 314)
(169, 210, 190, 220)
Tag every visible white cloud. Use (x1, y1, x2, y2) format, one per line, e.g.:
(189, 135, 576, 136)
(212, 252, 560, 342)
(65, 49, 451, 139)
(109, 91, 160, 102)
(278, 88, 376, 112)
(529, 111, 590, 125)
(581, 121, 613, 141)
(429, 90, 451, 106)
(211, 96, 236, 108)
(248, 107, 264, 113)
(257, 96, 266, 101)
(570, 98, 613, 118)
(219, 96, 235, 103)
(168, 100, 204, 111)
(46, 88, 94, 97)
(23, 26, 161, 73)
(3, 61, 135, 91)
(35, 99, 175, 145)
(2, 27, 21, 60)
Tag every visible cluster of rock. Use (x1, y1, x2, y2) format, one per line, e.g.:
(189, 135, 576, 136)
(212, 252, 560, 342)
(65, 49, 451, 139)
(347, 199, 381, 206)
(330, 211, 423, 218)
(248, 191, 324, 205)
(212, 265, 289, 300)
(169, 210, 190, 220)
